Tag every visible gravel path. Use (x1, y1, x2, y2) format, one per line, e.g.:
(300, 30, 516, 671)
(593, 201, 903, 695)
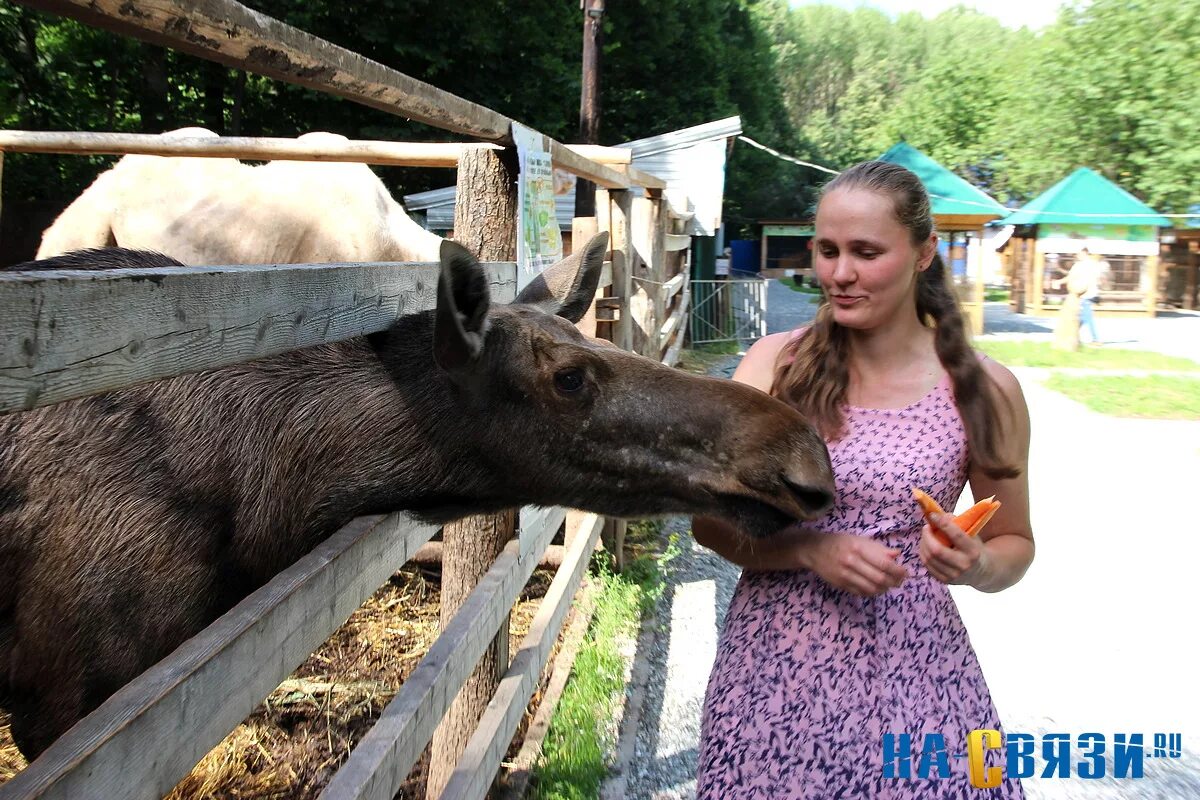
(602, 285, 1200, 799)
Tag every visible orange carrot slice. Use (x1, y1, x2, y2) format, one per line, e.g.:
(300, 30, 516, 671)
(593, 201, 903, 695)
(910, 487, 1002, 546)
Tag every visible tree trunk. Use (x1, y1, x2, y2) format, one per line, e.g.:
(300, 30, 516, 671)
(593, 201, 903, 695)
(202, 61, 227, 133)
(139, 44, 170, 132)
(426, 146, 519, 799)
(229, 70, 247, 135)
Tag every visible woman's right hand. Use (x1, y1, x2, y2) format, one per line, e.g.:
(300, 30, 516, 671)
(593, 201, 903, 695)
(801, 532, 908, 596)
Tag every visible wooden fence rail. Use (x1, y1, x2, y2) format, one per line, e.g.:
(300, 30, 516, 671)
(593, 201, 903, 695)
(0, 130, 634, 168)
(0, 260, 515, 415)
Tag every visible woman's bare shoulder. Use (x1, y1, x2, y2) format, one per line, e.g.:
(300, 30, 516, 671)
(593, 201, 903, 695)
(975, 350, 1023, 401)
(731, 328, 806, 392)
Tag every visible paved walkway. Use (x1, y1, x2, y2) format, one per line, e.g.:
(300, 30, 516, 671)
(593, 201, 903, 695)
(604, 285, 1200, 799)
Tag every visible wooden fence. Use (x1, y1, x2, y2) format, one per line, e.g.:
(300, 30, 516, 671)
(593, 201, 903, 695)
(0, 0, 693, 798)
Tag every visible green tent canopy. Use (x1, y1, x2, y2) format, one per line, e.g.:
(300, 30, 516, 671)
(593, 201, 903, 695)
(998, 168, 1171, 227)
(877, 142, 1006, 218)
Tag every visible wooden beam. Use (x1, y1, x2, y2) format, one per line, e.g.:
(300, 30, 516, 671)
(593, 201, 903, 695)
(409, 541, 568, 571)
(13, 2, 632, 187)
(662, 285, 690, 368)
(565, 145, 631, 165)
(0, 260, 518, 415)
(16, 0, 513, 141)
(614, 163, 667, 191)
(315, 514, 561, 800)
(596, 189, 634, 351)
(659, 273, 685, 303)
(0, 130, 498, 167)
(0, 513, 440, 800)
(436, 513, 604, 800)
(546, 139, 630, 190)
(664, 233, 691, 252)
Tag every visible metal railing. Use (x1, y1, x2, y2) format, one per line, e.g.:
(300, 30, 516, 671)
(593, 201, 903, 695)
(689, 272, 768, 345)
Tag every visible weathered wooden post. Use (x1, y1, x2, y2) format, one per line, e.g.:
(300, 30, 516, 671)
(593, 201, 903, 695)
(594, 187, 631, 569)
(427, 145, 519, 799)
(648, 195, 667, 359)
(597, 188, 634, 352)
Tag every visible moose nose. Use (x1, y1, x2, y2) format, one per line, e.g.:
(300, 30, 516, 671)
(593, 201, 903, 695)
(782, 474, 835, 518)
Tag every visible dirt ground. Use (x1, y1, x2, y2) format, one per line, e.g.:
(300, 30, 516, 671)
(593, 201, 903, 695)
(0, 562, 560, 799)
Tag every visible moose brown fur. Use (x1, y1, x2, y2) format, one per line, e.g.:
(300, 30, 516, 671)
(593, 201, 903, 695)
(0, 233, 834, 758)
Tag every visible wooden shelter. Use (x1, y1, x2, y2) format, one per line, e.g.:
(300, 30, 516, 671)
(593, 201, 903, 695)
(877, 143, 1007, 335)
(1162, 217, 1200, 310)
(997, 168, 1171, 317)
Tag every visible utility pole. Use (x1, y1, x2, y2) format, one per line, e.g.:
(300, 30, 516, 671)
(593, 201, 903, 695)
(574, 0, 604, 218)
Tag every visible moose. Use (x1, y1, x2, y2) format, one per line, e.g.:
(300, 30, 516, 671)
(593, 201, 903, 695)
(36, 128, 446, 265)
(0, 232, 835, 758)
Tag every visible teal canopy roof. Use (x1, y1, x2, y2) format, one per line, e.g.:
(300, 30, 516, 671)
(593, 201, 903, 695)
(998, 168, 1171, 227)
(877, 143, 1006, 218)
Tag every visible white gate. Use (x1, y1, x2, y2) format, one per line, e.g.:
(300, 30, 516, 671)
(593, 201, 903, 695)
(689, 272, 768, 345)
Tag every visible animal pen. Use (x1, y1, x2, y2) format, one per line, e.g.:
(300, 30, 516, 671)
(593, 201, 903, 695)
(0, 0, 695, 798)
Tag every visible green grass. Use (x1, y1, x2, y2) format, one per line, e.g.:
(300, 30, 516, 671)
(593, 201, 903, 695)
(984, 288, 1011, 303)
(531, 520, 675, 800)
(1044, 374, 1200, 419)
(974, 340, 1200, 371)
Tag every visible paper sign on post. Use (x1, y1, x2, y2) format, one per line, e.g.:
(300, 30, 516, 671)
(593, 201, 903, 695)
(512, 122, 564, 289)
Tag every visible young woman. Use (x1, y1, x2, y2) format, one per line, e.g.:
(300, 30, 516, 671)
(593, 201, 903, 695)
(694, 161, 1033, 798)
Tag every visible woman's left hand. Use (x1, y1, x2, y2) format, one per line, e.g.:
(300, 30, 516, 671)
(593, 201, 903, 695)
(919, 513, 991, 587)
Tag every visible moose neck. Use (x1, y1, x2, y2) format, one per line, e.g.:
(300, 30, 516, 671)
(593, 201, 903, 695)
(253, 312, 508, 553)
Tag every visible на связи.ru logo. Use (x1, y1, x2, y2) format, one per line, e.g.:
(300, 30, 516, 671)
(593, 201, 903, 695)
(882, 731, 1183, 788)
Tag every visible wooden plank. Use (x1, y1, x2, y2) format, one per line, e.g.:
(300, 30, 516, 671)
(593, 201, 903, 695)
(614, 163, 667, 191)
(662, 285, 690, 368)
(664, 233, 691, 252)
(0, 260, 517, 415)
(546, 139, 629, 190)
(659, 272, 685, 302)
(436, 513, 604, 800)
(0, 130, 498, 167)
(518, 506, 566, 561)
(657, 302, 684, 350)
(0, 512, 440, 800)
(318, 509, 561, 800)
(565, 145, 631, 165)
(16, 0, 513, 142)
(596, 189, 634, 351)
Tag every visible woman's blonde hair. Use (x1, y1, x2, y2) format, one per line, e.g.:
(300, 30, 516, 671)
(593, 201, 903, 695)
(769, 160, 1020, 480)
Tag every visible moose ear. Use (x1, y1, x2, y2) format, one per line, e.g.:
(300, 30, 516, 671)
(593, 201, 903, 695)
(513, 231, 609, 323)
(434, 240, 491, 372)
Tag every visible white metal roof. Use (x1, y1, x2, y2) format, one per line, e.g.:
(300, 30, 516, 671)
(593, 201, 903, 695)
(404, 116, 742, 237)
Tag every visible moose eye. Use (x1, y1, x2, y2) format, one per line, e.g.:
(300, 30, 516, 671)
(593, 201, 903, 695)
(553, 368, 585, 394)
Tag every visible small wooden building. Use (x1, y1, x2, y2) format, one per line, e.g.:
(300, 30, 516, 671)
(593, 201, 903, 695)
(997, 168, 1171, 317)
(1162, 217, 1200, 310)
(757, 219, 814, 279)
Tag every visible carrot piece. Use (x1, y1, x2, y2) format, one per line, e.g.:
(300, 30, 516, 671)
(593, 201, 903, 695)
(953, 495, 996, 533)
(963, 501, 1001, 537)
(910, 487, 1002, 546)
